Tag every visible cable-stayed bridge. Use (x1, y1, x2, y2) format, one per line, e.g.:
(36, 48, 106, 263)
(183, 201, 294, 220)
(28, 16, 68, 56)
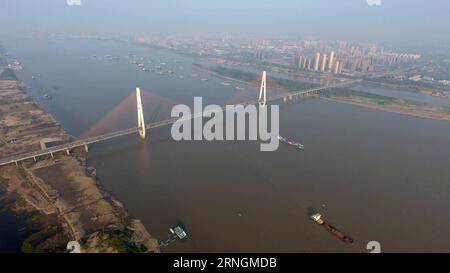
(0, 74, 361, 167)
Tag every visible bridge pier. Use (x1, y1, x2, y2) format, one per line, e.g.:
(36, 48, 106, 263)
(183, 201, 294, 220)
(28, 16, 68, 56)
(33, 156, 36, 162)
(136, 87, 146, 140)
(0, 80, 363, 169)
(258, 71, 267, 107)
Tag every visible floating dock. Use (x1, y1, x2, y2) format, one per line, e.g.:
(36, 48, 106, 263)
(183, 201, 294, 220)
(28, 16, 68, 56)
(160, 225, 188, 247)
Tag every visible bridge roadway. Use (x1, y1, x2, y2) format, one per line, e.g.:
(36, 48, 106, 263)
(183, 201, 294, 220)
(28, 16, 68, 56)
(0, 79, 361, 166)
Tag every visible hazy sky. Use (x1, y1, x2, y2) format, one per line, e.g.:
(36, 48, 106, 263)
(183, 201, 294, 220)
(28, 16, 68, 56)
(1, 0, 449, 47)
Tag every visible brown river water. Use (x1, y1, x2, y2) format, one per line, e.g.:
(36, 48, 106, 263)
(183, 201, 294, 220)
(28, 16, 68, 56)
(4, 37, 450, 252)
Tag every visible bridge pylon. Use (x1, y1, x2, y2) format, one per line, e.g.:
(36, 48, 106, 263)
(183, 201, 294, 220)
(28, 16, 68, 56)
(136, 87, 146, 140)
(258, 71, 267, 107)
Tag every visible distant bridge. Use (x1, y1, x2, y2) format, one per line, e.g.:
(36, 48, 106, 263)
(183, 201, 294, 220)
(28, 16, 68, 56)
(0, 75, 361, 167)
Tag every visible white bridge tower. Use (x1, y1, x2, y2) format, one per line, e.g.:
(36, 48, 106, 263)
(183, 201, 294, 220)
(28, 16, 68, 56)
(258, 71, 267, 107)
(136, 87, 146, 139)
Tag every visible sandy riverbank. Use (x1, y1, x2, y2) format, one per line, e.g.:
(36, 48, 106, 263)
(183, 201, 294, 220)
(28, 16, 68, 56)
(0, 78, 159, 253)
(195, 65, 450, 122)
(321, 95, 450, 122)
(363, 80, 450, 100)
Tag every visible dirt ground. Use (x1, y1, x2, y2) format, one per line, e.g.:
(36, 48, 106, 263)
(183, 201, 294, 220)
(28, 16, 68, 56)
(0, 79, 159, 253)
(323, 96, 450, 122)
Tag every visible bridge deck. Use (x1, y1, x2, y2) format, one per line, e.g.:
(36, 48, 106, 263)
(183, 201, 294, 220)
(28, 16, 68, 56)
(0, 79, 360, 166)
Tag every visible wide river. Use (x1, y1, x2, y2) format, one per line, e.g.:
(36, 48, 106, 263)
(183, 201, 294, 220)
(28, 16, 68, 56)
(4, 37, 450, 252)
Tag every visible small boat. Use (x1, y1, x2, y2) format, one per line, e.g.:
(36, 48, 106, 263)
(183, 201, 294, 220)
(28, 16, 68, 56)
(310, 213, 354, 245)
(170, 226, 188, 240)
(277, 136, 304, 150)
(42, 93, 52, 100)
(160, 225, 188, 247)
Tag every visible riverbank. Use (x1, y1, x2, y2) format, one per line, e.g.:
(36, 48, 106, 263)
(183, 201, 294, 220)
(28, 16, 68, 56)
(0, 76, 160, 252)
(363, 80, 450, 100)
(195, 64, 318, 91)
(199, 65, 450, 122)
(321, 95, 450, 122)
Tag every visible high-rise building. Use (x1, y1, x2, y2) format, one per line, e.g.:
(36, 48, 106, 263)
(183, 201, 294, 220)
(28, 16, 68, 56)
(314, 52, 320, 71)
(350, 59, 357, 71)
(298, 55, 303, 68)
(321, 53, 327, 72)
(334, 61, 340, 74)
(302, 57, 307, 69)
(328, 50, 335, 72)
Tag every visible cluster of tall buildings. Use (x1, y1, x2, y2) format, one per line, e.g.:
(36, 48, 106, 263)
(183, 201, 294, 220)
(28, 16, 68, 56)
(293, 50, 343, 74)
(287, 40, 423, 75)
(370, 52, 421, 66)
(293, 48, 421, 75)
(254, 50, 274, 61)
(135, 36, 423, 76)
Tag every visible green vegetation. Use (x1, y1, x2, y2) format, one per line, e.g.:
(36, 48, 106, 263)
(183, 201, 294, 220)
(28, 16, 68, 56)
(25, 214, 41, 226)
(0, 194, 64, 253)
(0, 68, 18, 81)
(15, 197, 27, 208)
(273, 77, 318, 91)
(21, 225, 58, 253)
(4, 197, 28, 211)
(319, 88, 396, 102)
(375, 100, 390, 105)
(18, 83, 28, 90)
(210, 66, 258, 82)
(0, 98, 13, 105)
(210, 66, 319, 91)
(102, 229, 148, 253)
(20, 111, 41, 124)
(370, 76, 449, 91)
(0, 97, 32, 105)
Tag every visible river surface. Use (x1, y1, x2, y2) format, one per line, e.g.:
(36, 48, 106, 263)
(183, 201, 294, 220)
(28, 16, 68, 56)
(0, 195, 38, 252)
(351, 85, 450, 107)
(3, 36, 450, 252)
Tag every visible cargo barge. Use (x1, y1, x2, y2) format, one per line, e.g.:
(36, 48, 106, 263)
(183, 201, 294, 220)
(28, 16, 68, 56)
(310, 213, 354, 245)
(277, 136, 304, 150)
